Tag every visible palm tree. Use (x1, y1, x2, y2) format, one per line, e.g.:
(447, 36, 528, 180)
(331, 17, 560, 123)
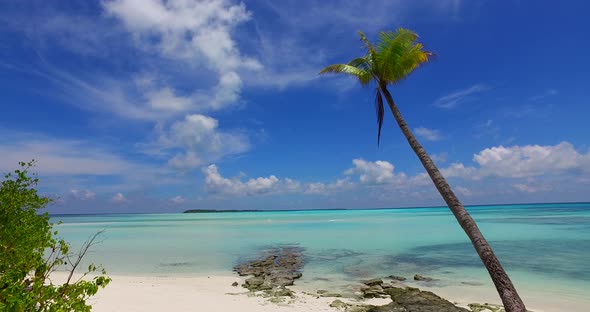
(320, 28, 526, 312)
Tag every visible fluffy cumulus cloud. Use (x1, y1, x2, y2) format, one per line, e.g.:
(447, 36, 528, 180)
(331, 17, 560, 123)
(345, 159, 397, 185)
(103, 0, 261, 113)
(473, 142, 590, 178)
(339, 142, 590, 197)
(203, 165, 353, 196)
(204, 164, 281, 196)
(111, 192, 127, 203)
(155, 114, 249, 169)
(103, 0, 259, 70)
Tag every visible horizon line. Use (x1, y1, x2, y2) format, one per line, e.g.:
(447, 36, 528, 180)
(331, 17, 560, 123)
(48, 201, 590, 216)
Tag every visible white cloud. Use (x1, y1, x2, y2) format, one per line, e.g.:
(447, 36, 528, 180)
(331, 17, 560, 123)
(203, 165, 353, 196)
(112, 192, 127, 203)
(170, 195, 185, 204)
(202, 141, 590, 200)
(431, 152, 448, 163)
(304, 179, 354, 195)
(145, 87, 193, 112)
(32, 50, 246, 121)
(70, 189, 96, 200)
(102, 0, 261, 114)
(3, 1, 265, 122)
(512, 183, 552, 193)
(345, 159, 396, 185)
(455, 186, 473, 197)
(415, 127, 442, 141)
(204, 164, 280, 196)
(434, 84, 487, 109)
(440, 163, 478, 179)
(155, 114, 249, 169)
(473, 142, 590, 178)
(103, 0, 259, 70)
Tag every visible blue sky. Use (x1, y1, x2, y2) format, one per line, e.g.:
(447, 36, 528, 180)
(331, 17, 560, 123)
(1, 0, 590, 213)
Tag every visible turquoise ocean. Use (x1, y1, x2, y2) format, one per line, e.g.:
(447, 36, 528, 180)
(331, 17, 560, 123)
(52, 202, 590, 308)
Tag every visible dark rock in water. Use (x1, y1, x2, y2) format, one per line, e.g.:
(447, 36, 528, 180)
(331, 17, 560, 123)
(362, 278, 384, 286)
(413, 274, 436, 282)
(388, 275, 407, 281)
(383, 287, 469, 312)
(231, 281, 239, 287)
(234, 246, 303, 295)
(351, 282, 470, 312)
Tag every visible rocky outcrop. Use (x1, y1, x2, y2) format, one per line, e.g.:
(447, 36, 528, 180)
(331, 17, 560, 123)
(384, 287, 469, 312)
(361, 278, 384, 286)
(333, 283, 470, 312)
(234, 249, 493, 312)
(233, 246, 303, 297)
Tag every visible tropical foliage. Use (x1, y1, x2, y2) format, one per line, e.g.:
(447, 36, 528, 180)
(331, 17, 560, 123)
(0, 161, 110, 312)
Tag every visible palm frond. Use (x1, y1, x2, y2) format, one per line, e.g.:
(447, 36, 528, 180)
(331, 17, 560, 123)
(319, 64, 372, 85)
(358, 31, 377, 59)
(374, 88, 384, 146)
(375, 28, 432, 84)
(347, 56, 372, 71)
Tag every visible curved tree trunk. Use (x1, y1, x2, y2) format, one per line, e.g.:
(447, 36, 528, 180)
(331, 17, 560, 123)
(380, 86, 527, 312)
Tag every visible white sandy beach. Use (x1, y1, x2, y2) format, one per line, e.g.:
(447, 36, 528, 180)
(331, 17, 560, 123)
(51, 273, 585, 312)
(80, 274, 390, 312)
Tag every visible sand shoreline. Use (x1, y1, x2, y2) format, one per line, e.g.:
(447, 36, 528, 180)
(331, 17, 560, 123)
(50, 272, 585, 312)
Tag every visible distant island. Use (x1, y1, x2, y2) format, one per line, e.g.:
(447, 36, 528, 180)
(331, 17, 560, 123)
(183, 209, 263, 213)
(182, 202, 585, 214)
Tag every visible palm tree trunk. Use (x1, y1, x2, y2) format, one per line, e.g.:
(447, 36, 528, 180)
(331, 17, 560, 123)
(380, 86, 527, 312)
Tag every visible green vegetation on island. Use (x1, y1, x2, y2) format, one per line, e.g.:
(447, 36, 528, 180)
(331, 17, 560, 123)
(183, 209, 264, 213)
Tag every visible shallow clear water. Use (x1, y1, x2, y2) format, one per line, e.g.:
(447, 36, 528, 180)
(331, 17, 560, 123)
(52, 202, 590, 307)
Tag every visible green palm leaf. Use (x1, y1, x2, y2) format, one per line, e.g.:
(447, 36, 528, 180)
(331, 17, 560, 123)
(319, 64, 372, 85)
(319, 27, 432, 144)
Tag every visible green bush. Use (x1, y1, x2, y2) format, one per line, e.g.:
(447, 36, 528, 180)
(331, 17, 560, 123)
(0, 161, 110, 311)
